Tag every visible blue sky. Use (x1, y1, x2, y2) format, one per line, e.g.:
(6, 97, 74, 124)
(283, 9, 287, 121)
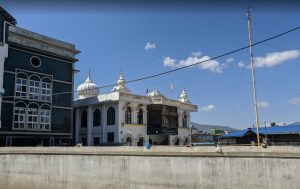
(2, 2, 300, 129)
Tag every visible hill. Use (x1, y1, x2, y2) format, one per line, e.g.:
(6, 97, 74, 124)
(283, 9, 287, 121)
(191, 122, 238, 132)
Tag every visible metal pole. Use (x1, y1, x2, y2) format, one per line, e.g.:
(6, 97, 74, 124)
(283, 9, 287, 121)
(247, 9, 260, 146)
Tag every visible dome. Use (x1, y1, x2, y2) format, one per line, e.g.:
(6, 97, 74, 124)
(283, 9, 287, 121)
(178, 89, 190, 103)
(148, 89, 165, 98)
(77, 70, 99, 99)
(112, 72, 131, 93)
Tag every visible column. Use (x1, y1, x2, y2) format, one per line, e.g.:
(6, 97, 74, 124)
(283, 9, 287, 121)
(177, 109, 183, 128)
(87, 105, 93, 146)
(0, 44, 8, 129)
(143, 109, 147, 125)
(75, 108, 81, 143)
(101, 104, 106, 143)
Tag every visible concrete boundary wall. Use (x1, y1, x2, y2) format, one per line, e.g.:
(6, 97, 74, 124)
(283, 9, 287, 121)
(0, 146, 300, 189)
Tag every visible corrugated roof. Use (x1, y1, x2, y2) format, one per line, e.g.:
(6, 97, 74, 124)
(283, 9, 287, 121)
(221, 125, 300, 138)
(259, 125, 300, 135)
(221, 129, 254, 138)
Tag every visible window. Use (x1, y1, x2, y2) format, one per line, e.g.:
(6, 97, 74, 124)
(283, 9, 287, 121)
(138, 108, 143, 125)
(14, 107, 26, 129)
(81, 111, 87, 128)
(40, 109, 51, 130)
(16, 78, 27, 98)
(30, 56, 41, 67)
(29, 80, 39, 100)
(41, 82, 52, 102)
(182, 113, 187, 128)
(94, 137, 100, 145)
(15, 73, 52, 102)
(13, 102, 52, 131)
(107, 132, 114, 143)
(107, 107, 115, 125)
(125, 106, 132, 124)
(81, 138, 87, 146)
(93, 109, 101, 126)
(27, 108, 39, 130)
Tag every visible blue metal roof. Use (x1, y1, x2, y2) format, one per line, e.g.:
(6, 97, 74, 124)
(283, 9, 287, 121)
(221, 128, 254, 138)
(259, 125, 300, 135)
(221, 125, 300, 138)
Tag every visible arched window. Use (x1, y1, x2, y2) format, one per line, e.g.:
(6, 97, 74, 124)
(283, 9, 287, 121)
(40, 104, 51, 130)
(15, 72, 28, 99)
(27, 103, 39, 130)
(14, 101, 27, 129)
(138, 108, 143, 125)
(93, 109, 101, 126)
(125, 106, 132, 124)
(182, 113, 187, 128)
(126, 137, 132, 146)
(28, 75, 40, 101)
(107, 107, 115, 125)
(81, 111, 87, 128)
(137, 137, 144, 146)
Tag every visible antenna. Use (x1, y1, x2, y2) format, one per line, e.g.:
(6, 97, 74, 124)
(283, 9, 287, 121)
(247, 8, 260, 146)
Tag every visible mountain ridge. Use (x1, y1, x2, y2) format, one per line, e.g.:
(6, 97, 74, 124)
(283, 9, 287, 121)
(191, 122, 238, 132)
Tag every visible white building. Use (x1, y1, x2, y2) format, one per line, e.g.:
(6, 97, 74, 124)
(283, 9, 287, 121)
(74, 71, 197, 146)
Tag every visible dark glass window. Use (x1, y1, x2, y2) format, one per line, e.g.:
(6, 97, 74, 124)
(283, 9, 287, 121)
(81, 138, 87, 146)
(30, 56, 41, 67)
(94, 137, 100, 145)
(93, 109, 101, 126)
(125, 106, 132, 124)
(138, 108, 143, 125)
(81, 111, 87, 128)
(107, 107, 115, 125)
(182, 114, 187, 128)
(107, 132, 114, 143)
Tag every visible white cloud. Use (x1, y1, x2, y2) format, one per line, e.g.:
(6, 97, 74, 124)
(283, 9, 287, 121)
(288, 97, 300, 105)
(238, 61, 245, 68)
(145, 42, 156, 50)
(257, 101, 269, 108)
(163, 57, 176, 67)
(163, 52, 226, 73)
(200, 105, 216, 112)
(251, 50, 300, 68)
(226, 58, 234, 63)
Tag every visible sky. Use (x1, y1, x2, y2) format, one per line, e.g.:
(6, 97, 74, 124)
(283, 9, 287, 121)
(2, 1, 300, 129)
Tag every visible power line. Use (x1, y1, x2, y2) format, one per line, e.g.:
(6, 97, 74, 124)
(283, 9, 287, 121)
(2, 24, 300, 99)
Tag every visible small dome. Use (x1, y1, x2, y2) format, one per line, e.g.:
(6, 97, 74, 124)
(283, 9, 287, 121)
(77, 70, 99, 99)
(179, 89, 190, 103)
(112, 72, 131, 93)
(117, 73, 125, 86)
(148, 89, 165, 98)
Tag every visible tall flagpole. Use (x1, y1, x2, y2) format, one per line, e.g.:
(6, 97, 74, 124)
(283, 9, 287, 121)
(247, 9, 260, 146)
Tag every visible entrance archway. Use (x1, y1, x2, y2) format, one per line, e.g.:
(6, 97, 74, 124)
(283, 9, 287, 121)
(137, 137, 144, 146)
(126, 137, 132, 146)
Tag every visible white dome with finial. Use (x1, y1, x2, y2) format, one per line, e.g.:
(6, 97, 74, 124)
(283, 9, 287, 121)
(112, 71, 131, 93)
(179, 89, 190, 103)
(77, 69, 99, 99)
(148, 88, 165, 98)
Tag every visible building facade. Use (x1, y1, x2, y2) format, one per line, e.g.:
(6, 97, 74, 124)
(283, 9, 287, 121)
(0, 7, 79, 146)
(74, 72, 197, 146)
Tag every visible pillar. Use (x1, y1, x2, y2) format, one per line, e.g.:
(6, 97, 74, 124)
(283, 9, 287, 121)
(75, 108, 81, 143)
(87, 105, 93, 146)
(0, 44, 8, 129)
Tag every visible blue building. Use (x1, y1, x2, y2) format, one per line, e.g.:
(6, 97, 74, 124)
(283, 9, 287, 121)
(220, 124, 300, 146)
(0, 7, 80, 146)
